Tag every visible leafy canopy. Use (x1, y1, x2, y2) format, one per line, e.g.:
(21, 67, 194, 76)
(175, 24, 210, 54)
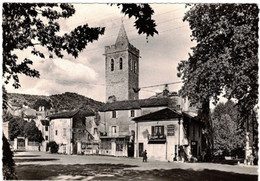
(3, 3, 158, 89)
(212, 101, 245, 155)
(5, 112, 44, 142)
(177, 4, 258, 120)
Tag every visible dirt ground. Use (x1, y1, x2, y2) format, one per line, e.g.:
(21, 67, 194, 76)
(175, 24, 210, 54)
(13, 151, 258, 180)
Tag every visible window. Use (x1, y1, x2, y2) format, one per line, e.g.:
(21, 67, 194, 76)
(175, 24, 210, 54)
(111, 59, 114, 71)
(55, 130, 58, 135)
(45, 126, 48, 131)
(63, 128, 66, 137)
(130, 58, 133, 71)
(116, 142, 123, 151)
(45, 136, 48, 141)
(134, 61, 137, 73)
(119, 58, 123, 70)
(112, 110, 116, 118)
(112, 126, 117, 135)
(152, 126, 164, 137)
(130, 110, 135, 117)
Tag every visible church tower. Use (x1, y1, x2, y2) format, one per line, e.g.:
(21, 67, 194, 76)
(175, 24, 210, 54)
(104, 23, 140, 102)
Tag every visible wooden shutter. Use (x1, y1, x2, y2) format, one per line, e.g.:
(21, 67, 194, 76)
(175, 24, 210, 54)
(151, 126, 155, 136)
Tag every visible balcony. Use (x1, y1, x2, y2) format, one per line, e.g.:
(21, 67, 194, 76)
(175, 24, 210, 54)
(148, 134, 166, 144)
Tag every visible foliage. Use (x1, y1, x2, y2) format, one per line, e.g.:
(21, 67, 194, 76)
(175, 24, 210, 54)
(2, 134, 18, 180)
(115, 4, 158, 37)
(177, 4, 258, 156)
(32, 98, 52, 110)
(7, 114, 25, 140)
(47, 141, 59, 153)
(5, 113, 44, 142)
(212, 101, 245, 156)
(178, 4, 258, 119)
(3, 3, 157, 92)
(8, 92, 104, 112)
(2, 3, 105, 89)
(24, 120, 44, 142)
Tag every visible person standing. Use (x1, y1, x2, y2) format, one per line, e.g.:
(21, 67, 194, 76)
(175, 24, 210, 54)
(143, 150, 147, 162)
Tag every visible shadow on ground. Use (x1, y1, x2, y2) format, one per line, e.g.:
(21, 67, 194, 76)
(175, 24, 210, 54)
(14, 164, 258, 181)
(14, 155, 40, 157)
(14, 158, 59, 163)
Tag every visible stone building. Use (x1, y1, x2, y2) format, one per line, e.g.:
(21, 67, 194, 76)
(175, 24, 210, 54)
(98, 97, 184, 157)
(48, 109, 96, 154)
(104, 23, 140, 102)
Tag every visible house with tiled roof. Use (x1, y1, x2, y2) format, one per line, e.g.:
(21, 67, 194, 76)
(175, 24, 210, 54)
(98, 97, 184, 157)
(47, 109, 98, 154)
(132, 108, 203, 161)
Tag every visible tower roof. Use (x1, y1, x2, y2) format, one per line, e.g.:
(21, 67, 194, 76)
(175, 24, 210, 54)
(115, 23, 129, 46)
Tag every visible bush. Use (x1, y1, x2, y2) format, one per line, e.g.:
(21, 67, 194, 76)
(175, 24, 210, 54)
(47, 141, 59, 153)
(2, 134, 17, 179)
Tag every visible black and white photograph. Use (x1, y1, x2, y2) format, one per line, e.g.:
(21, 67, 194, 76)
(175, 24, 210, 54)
(1, 2, 259, 180)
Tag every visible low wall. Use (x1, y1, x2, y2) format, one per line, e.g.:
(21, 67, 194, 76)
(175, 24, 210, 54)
(25, 145, 40, 151)
(99, 149, 112, 155)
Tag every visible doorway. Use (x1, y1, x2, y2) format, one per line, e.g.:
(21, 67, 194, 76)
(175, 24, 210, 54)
(191, 141, 198, 157)
(128, 142, 134, 157)
(139, 143, 143, 157)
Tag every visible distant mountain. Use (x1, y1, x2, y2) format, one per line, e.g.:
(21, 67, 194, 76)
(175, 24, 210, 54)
(7, 92, 104, 112)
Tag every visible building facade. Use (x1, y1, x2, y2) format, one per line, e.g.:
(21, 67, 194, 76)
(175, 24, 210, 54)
(133, 108, 203, 161)
(48, 109, 96, 154)
(98, 97, 184, 157)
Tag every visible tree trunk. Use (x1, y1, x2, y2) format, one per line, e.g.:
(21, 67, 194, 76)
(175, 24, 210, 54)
(198, 99, 213, 160)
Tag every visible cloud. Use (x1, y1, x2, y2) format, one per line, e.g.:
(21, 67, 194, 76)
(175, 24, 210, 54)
(52, 58, 97, 82)
(29, 57, 98, 87)
(5, 4, 196, 103)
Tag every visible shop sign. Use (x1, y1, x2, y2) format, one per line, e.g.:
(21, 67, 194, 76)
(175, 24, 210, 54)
(167, 124, 175, 136)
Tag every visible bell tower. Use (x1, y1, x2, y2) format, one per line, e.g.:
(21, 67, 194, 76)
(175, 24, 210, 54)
(104, 23, 140, 102)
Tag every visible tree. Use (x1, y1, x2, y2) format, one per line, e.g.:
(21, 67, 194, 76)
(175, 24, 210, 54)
(177, 4, 258, 157)
(212, 101, 245, 156)
(6, 113, 44, 142)
(33, 98, 52, 110)
(2, 3, 157, 90)
(23, 120, 44, 142)
(2, 134, 18, 180)
(7, 115, 25, 141)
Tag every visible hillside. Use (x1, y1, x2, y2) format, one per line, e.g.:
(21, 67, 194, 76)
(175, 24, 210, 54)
(7, 92, 104, 112)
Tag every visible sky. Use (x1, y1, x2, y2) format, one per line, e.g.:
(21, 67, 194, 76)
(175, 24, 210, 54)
(5, 4, 197, 103)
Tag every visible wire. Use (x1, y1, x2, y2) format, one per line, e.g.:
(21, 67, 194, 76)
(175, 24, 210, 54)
(140, 81, 183, 89)
(68, 6, 184, 28)
(84, 24, 189, 53)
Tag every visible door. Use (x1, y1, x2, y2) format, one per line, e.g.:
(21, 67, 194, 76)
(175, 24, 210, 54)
(191, 141, 198, 157)
(73, 143, 77, 154)
(139, 143, 143, 157)
(127, 142, 134, 157)
(111, 141, 116, 155)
